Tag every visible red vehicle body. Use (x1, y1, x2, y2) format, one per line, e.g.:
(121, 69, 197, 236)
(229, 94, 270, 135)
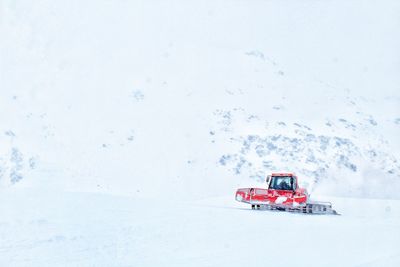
(235, 173, 337, 214)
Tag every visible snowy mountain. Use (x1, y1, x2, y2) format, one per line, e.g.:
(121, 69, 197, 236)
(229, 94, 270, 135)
(2, 14, 400, 198)
(213, 98, 400, 198)
(1, 0, 400, 266)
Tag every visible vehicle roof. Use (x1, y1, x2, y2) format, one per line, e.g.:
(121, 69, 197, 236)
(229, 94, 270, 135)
(271, 173, 296, 176)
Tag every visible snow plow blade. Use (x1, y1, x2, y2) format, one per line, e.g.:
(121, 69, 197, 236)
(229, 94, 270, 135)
(303, 201, 339, 215)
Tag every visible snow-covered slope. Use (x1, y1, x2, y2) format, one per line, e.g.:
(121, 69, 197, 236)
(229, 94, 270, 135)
(1, 0, 400, 266)
(1, 189, 400, 267)
(1, 0, 399, 199)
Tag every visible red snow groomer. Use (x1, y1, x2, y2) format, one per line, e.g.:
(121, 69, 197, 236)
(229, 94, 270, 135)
(235, 173, 338, 215)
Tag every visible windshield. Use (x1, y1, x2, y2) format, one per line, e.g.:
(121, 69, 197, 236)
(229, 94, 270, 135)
(269, 176, 295, 190)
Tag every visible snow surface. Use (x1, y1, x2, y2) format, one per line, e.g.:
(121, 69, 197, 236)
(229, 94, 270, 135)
(1, 0, 400, 266)
(1, 188, 400, 267)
